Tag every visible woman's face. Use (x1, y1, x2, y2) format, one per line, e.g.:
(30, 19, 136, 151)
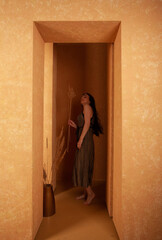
(81, 93, 90, 105)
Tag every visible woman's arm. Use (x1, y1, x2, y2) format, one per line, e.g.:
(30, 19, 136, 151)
(77, 104, 92, 149)
(68, 119, 77, 129)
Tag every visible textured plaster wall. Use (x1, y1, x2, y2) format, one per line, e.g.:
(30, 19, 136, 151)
(51, 43, 57, 190)
(113, 25, 122, 238)
(0, 1, 161, 240)
(0, 2, 33, 240)
(32, 24, 44, 239)
(43, 43, 53, 188)
(106, 43, 114, 216)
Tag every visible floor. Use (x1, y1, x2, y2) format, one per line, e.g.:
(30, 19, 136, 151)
(35, 180, 119, 240)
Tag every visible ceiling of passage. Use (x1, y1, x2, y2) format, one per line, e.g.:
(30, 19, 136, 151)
(35, 21, 120, 43)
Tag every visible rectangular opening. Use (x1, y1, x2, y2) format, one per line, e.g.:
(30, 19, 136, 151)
(53, 42, 108, 192)
(33, 21, 122, 239)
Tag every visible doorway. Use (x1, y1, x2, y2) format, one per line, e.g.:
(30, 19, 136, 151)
(32, 21, 121, 239)
(55, 43, 107, 187)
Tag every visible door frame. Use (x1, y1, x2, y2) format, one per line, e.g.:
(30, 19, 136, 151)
(32, 20, 122, 239)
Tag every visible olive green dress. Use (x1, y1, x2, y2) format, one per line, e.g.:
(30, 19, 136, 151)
(72, 112, 94, 188)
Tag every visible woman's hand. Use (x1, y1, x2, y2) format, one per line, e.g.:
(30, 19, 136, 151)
(68, 119, 77, 129)
(77, 138, 83, 149)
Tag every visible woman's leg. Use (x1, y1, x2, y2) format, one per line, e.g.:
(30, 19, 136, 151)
(84, 185, 95, 204)
(76, 188, 87, 200)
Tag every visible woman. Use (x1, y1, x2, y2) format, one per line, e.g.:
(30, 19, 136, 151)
(68, 93, 103, 205)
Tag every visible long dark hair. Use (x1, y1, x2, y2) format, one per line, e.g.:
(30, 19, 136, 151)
(83, 92, 103, 136)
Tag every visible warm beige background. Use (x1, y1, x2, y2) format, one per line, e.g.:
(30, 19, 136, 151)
(0, 1, 161, 240)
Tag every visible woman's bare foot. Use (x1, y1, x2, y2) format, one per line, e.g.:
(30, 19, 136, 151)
(76, 194, 86, 200)
(84, 192, 95, 205)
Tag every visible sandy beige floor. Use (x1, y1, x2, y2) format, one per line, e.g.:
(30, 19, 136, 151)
(35, 180, 119, 240)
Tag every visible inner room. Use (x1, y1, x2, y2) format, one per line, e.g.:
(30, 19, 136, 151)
(55, 43, 108, 193)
